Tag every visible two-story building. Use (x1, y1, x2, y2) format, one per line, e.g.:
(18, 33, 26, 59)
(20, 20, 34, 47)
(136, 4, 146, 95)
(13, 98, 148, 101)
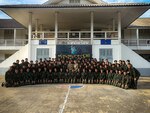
(0, 0, 150, 75)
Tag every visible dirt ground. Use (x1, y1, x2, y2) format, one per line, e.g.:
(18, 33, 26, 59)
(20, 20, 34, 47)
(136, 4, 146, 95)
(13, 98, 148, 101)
(0, 76, 150, 113)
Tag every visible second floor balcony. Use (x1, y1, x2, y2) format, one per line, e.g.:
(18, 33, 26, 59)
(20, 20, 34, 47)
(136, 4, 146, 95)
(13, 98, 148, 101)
(121, 39, 150, 46)
(32, 31, 118, 40)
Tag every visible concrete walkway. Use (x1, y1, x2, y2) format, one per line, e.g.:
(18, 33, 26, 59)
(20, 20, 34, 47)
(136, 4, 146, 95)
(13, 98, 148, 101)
(0, 76, 150, 113)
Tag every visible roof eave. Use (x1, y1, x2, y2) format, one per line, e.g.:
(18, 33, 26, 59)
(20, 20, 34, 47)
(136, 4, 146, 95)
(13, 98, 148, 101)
(0, 3, 150, 8)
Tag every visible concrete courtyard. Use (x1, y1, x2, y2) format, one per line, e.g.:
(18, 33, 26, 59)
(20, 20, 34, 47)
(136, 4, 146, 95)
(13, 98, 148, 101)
(0, 76, 150, 113)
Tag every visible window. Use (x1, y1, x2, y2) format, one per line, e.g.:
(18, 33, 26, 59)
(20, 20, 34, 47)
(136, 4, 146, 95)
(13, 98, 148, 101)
(36, 48, 49, 60)
(4, 30, 14, 35)
(69, 0, 80, 4)
(4, 29, 14, 39)
(99, 49, 113, 62)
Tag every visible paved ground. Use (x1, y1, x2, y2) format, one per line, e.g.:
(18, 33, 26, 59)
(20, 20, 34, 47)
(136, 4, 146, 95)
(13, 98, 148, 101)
(0, 76, 150, 113)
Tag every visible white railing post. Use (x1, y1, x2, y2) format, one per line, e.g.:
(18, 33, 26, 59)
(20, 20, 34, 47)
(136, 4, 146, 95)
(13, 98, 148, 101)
(67, 32, 69, 40)
(79, 32, 81, 41)
(55, 12, 58, 42)
(35, 19, 38, 38)
(136, 29, 139, 46)
(90, 11, 94, 44)
(28, 12, 32, 61)
(105, 32, 107, 40)
(42, 32, 44, 39)
(14, 29, 16, 46)
(118, 12, 121, 44)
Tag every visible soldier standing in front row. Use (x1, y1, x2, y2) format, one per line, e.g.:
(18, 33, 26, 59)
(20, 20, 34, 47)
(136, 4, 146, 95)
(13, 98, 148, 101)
(59, 68, 65, 83)
(107, 69, 114, 85)
(4, 67, 13, 87)
(81, 68, 86, 83)
(76, 69, 81, 83)
(87, 69, 93, 84)
(121, 71, 129, 89)
(127, 64, 136, 89)
(48, 69, 53, 83)
(93, 68, 99, 84)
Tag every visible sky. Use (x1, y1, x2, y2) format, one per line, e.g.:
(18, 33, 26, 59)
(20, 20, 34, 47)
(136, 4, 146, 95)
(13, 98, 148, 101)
(0, 0, 149, 19)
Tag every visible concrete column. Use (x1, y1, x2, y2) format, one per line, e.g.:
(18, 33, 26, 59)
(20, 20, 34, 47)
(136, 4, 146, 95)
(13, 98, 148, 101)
(35, 19, 38, 38)
(113, 19, 115, 31)
(136, 29, 139, 46)
(28, 12, 32, 61)
(118, 12, 121, 44)
(90, 11, 94, 44)
(14, 29, 16, 46)
(55, 12, 58, 40)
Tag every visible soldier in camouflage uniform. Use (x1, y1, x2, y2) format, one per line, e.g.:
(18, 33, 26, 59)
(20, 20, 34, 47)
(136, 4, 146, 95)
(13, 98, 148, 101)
(81, 68, 87, 83)
(121, 71, 129, 89)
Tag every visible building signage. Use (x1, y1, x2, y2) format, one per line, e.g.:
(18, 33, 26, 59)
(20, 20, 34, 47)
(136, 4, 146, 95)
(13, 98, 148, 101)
(56, 45, 92, 58)
(39, 40, 47, 45)
(101, 39, 111, 45)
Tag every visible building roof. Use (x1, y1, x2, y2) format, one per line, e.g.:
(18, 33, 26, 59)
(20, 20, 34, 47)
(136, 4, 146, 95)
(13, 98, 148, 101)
(130, 18, 150, 29)
(0, 3, 149, 29)
(0, 3, 150, 8)
(0, 19, 24, 29)
(43, 0, 107, 5)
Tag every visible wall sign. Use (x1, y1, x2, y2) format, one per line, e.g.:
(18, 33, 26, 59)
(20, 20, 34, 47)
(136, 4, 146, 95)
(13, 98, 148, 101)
(101, 39, 111, 45)
(39, 40, 47, 45)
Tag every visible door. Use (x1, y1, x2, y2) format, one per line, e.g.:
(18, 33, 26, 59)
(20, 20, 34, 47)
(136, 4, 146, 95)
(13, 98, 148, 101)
(36, 48, 49, 60)
(99, 49, 113, 62)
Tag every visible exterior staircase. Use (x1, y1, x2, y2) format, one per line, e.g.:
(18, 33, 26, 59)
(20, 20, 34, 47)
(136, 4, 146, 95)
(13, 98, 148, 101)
(0, 44, 29, 75)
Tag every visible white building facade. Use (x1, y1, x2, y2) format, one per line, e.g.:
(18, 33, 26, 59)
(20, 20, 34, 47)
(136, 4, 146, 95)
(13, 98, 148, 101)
(0, 0, 150, 75)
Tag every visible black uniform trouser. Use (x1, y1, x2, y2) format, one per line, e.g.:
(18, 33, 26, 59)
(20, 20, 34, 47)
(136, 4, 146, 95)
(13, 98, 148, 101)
(134, 77, 139, 89)
(130, 77, 136, 89)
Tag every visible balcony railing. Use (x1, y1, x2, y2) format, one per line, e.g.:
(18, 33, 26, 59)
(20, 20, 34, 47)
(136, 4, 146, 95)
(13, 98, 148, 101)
(32, 31, 55, 39)
(121, 39, 150, 46)
(0, 39, 28, 46)
(32, 31, 118, 40)
(93, 31, 118, 40)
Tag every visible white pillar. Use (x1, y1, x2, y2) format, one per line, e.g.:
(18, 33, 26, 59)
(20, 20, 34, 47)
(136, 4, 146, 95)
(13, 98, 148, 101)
(118, 12, 121, 44)
(55, 12, 58, 40)
(35, 19, 38, 38)
(90, 11, 94, 44)
(113, 19, 115, 31)
(136, 29, 139, 46)
(14, 29, 16, 46)
(28, 12, 32, 61)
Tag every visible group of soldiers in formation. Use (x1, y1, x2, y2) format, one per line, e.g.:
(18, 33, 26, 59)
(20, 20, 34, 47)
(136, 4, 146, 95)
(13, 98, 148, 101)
(2, 55, 141, 89)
